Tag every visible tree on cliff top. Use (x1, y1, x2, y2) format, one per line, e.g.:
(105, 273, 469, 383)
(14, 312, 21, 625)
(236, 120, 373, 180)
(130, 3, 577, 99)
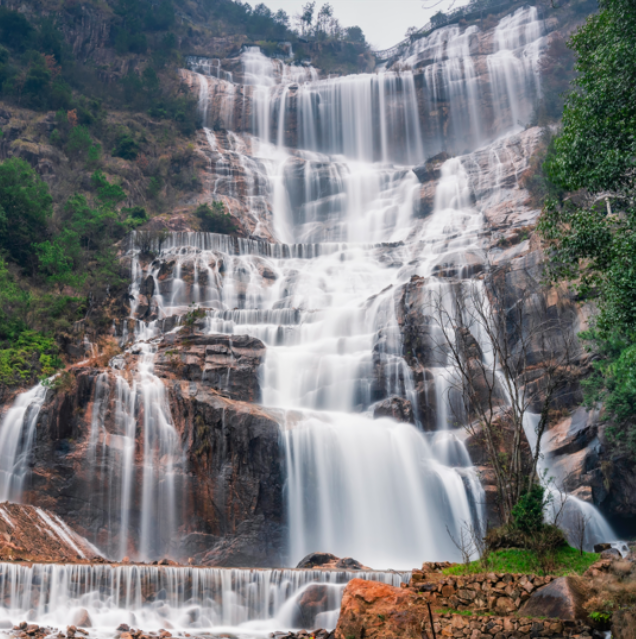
(540, 0, 636, 456)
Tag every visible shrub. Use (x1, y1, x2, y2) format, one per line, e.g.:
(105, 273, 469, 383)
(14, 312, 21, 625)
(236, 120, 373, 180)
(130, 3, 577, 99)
(0, 157, 53, 272)
(195, 201, 237, 234)
(112, 135, 139, 160)
(122, 205, 148, 229)
(512, 484, 546, 535)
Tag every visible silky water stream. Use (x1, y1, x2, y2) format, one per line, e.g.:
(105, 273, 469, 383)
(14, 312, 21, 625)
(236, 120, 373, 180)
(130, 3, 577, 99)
(0, 6, 622, 636)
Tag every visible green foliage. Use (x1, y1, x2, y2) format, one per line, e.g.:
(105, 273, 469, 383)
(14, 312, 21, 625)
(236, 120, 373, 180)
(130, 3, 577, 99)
(0, 258, 30, 340)
(582, 333, 636, 454)
(512, 484, 546, 535)
(0, 330, 62, 386)
(66, 125, 101, 164)
(539, 0, 636, 459)
(195, 201, 237, 234)
(91, 171, 127, 207)
(0, 157, 53, 272)
(443, 547, 600, 577)
(0, 8, 35, 51)
(122, 205, 148, 230)
(112, 134, 139, 160)
(544, 0, 636, 194)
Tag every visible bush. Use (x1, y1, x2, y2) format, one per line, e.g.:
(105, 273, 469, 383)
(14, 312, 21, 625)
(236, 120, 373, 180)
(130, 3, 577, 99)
(122, 205, 148, 229)
(512, 484, 546, 535)
(195, 201, 237, 234)
(0, 9, 35, 51)
(112, 135, 139, 160)
(0, 330, 63, 386)
(0, 157, 53, 272)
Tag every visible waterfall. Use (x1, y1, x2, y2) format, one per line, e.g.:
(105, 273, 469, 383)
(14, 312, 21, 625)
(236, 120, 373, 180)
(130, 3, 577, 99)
(0, 383, 47, 503)
(0, 8, 617, 635)
(0, 563, 409, 634)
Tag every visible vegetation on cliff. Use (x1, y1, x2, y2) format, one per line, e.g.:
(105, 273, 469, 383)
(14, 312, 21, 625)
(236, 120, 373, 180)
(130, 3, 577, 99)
(0, 157, 132, 386)
(539, 0, 636, 457)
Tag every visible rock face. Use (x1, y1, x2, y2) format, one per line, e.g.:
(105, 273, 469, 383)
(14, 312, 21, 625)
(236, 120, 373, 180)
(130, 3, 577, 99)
(518, 576, 588, 621)
(156, 332, 266, 403)
(0, 502, 102, 562)
(24, 362, 284, 566)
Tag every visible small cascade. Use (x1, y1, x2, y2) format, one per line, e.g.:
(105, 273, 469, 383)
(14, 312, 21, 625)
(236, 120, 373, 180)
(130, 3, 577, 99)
(0, 563, 409, 634)
(523, 413, 617, 551)
(0, 384, 48, 503)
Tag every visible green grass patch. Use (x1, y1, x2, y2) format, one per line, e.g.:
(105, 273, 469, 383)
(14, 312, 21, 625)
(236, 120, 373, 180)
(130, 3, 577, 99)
(443, 547, 600, 577)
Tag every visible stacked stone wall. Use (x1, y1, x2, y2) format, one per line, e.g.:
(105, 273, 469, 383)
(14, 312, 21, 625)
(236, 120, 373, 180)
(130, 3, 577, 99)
(410, 569, 557, 615)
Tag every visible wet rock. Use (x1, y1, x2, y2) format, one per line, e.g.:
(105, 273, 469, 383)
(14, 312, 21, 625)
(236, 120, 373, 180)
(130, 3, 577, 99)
(71, 610, 92, 628)
(296, 552, 339, 569)
(518, 576, 588, 621)
(601, 548, 622, 559)
(412, 152, 451, 183)
(594, 543, 612, 553)
(372, 396, 415, 424)
(335, 557, 363, 570)
(156, 333, 266, 403)
(291, 584, 330, 629)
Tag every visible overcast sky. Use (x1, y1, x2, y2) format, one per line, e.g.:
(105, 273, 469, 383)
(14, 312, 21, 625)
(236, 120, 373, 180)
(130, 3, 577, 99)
(254, 0, 471, 50)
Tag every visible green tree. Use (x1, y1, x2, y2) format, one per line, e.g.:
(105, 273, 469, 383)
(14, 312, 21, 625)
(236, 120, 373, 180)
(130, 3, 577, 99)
(195, 201, 236, 234)
(540, 0, 636, 455)
(0, 158, 53, 272)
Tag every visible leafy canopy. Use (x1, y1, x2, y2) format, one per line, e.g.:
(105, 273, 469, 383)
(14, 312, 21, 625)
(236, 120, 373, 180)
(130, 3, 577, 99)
(539, 0, 636, 455)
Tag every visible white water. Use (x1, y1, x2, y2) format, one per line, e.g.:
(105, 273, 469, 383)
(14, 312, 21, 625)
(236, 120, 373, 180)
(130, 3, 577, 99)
(0, 563, 409, 637)
(0, 384, 47, 503)
(523, 413, 617, 551)
(0, 6, 616, 634)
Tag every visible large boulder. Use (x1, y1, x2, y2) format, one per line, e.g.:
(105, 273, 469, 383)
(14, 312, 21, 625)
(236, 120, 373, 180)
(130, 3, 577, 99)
(335, 579, 423, 639)
(297, 552, 339, 568)
(292, 584, 332, 629)
(518, 576, 588, 621)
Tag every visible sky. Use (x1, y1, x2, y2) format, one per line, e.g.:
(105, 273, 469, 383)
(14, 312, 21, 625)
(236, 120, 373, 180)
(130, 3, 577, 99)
(254, 0, 471, 50)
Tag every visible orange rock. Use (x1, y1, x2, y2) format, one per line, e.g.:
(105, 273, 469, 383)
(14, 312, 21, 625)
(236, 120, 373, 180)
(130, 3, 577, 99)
(335, 579, 425, 639)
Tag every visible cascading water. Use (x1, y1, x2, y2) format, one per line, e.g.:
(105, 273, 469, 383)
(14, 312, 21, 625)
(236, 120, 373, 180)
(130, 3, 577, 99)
(0, 5, 619, 634)
(0, 384, 47, 503)
(0, 563, 409, 635)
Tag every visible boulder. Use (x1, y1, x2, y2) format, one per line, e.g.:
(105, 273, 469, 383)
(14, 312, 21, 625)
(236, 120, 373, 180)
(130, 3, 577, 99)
(292, 584, 332, 629)
(518, 576, 588, 621)
(372, 396, 415, 424)
(335, 579, 423, 639)
(601, 548, 622, 559)
(594, 543, 612, 553)
(335, 557, 363, 570)
(71, 609, 92, 628)
(297, 552, 339, 569)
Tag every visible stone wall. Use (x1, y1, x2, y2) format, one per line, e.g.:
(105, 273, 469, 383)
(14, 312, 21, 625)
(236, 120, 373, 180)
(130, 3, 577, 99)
(410, 569, 557, 615)
(334, 579, 593, 639)
(422, 611, 591, 639)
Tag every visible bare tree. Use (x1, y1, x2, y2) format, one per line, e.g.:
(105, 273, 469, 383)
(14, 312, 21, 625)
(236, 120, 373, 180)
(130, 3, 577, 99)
(446, 523, 475, 564)
(428, 265, 580, 525)
(569, 509, 591, 556)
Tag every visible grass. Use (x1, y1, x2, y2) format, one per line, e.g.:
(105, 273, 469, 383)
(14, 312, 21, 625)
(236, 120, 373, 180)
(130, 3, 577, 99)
(443, 547, 600, 577)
